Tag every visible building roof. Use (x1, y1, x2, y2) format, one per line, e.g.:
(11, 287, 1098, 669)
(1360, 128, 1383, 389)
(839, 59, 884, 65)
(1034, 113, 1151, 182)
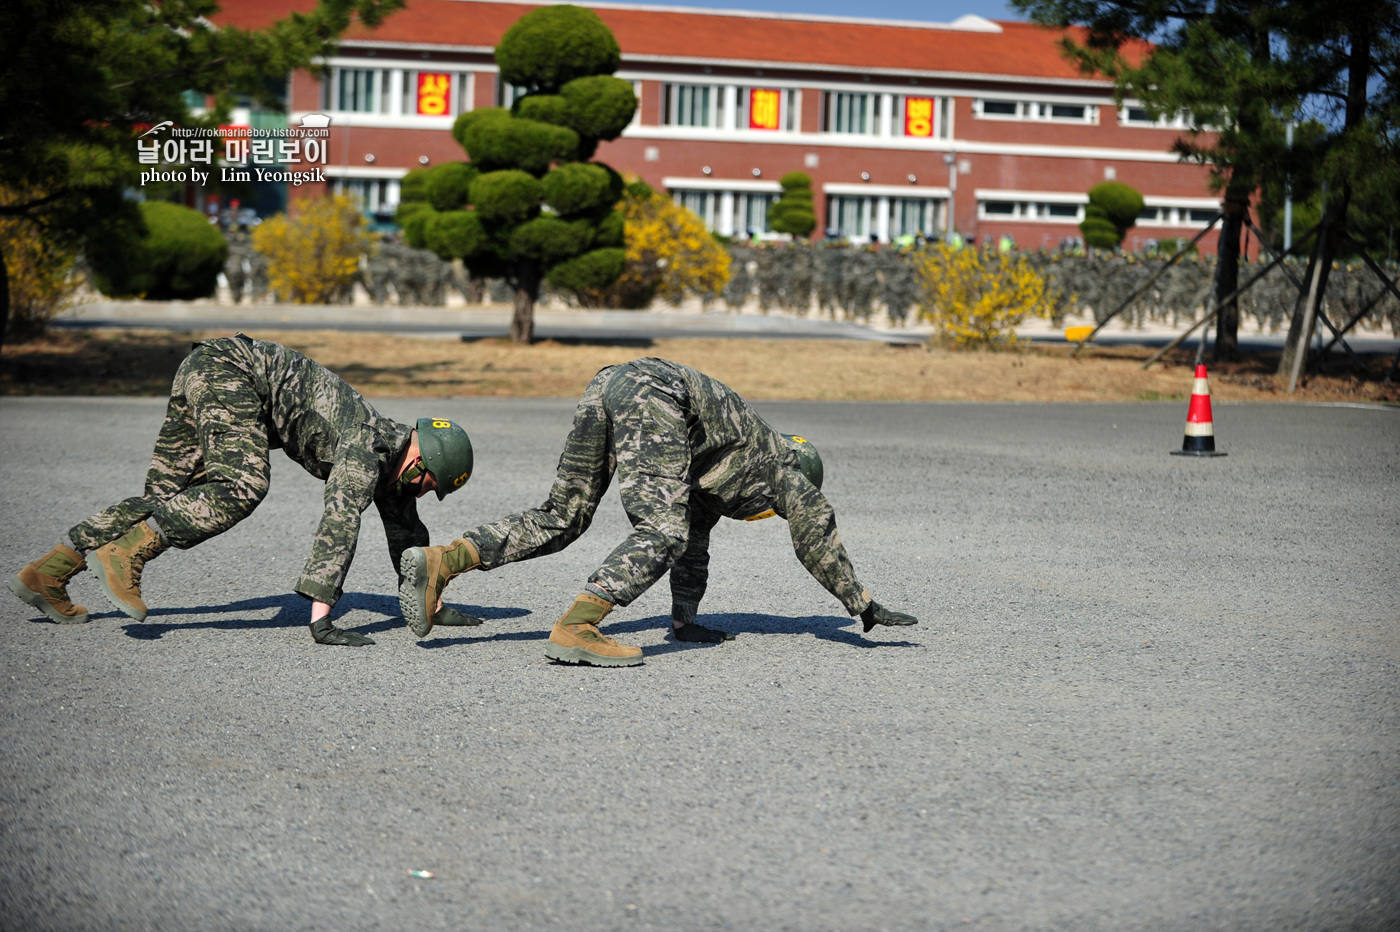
(214, 0, 1131, 84)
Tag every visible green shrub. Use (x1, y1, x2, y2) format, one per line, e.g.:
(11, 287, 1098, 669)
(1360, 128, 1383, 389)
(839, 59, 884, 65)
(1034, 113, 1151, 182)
(771, 171, 816, 238)
(454, 108, 578, 175)
(1080, 206, 1120, 249)
(496, 4, 620, 91)
(560, 75, 637, 156)
(399, 167, 432, 204)
(426, 162, 477, 211)
(470, 170, 544, 225)
(400, 206, 432, 248)
(508, 216, 592, 263)
(425, 209, 488, 259)
(90, 200, 227, 300)
(1080, 182, 1144, 248)
(516, 94, 571, 126)
(543, 162, 613, 216)
(546, 247, 626, 292)
(593, 208, 625, 247)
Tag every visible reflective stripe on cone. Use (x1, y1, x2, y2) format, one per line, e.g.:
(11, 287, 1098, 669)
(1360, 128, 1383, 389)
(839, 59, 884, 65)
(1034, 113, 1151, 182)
(1171, 364, 1227, 457)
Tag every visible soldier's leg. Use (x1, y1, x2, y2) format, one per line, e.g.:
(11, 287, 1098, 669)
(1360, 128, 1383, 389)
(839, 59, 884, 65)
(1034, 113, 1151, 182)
(544, 368, 690, 667)
(10, 356, 206, 623)
(585, 372, 692, 607)
(398, 368, 617, 637)
(464, 367, 616, 567)
(148, 358, 272, 547)
(68, 377, 203, 553)
(90, 356, 271, 620)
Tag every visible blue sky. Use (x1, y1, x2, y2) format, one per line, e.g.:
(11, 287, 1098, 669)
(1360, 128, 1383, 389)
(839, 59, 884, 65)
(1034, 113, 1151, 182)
(598, 0, 1025, 24)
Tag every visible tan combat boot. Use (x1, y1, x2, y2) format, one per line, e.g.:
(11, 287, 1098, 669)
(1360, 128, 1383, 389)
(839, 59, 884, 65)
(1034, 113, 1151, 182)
(91, 522, 169, 622)
(7, 544, 90, 624)
(398, 538, 481, 638)
(545, 593, 643, 667)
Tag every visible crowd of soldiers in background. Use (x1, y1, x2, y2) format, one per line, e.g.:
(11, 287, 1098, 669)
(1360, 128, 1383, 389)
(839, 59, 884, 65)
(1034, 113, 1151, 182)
(719, 242, 1400, 335)
(221, 228, 1399, 337)
(223, 230, 478, 307)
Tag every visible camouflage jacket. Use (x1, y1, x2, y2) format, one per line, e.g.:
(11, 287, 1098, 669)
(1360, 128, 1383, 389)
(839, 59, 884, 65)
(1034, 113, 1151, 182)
(623, 358, 871, 622)
(197, 334, 427, 605)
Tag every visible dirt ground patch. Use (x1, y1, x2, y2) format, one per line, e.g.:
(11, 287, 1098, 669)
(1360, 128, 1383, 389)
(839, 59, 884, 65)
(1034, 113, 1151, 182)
(2, 328, 1396, 404)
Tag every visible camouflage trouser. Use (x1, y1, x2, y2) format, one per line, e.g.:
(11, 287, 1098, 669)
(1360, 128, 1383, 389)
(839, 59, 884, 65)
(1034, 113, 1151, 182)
(68, 346, 272, 552)
(465, 362, 692, 607)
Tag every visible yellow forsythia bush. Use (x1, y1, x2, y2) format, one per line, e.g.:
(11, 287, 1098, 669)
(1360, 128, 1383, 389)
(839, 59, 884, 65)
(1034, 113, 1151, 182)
(251, 195, 370, 304)
(0, 208, 83, 341)
(914, 243, 1056, 347)
(618, 188, 730, 306)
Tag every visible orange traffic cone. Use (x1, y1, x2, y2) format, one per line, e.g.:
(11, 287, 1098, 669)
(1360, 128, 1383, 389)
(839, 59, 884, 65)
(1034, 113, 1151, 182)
(1171, 364, 1227, 457)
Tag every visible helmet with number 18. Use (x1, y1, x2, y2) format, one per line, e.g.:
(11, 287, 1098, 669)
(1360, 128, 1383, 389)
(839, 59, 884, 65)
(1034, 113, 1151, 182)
(416, 417, 473, 499)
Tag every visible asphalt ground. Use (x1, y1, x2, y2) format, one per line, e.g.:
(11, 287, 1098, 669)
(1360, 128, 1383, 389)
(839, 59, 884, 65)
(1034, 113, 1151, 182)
(53, 299, 1400, 354)
(1, 396, 1397, 931)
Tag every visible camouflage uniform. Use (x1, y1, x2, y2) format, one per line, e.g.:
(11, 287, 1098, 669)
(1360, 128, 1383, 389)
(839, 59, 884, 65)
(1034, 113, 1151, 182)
(68, 334, 427, 606)
(464, 358, 872, 621)
(224, 229, 250, 303)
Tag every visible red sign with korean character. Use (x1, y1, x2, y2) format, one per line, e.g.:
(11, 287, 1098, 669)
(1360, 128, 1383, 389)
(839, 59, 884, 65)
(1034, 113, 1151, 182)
(417, 73, 450, 116)
(749, 89, 780, 130)
(904, 97, 934, 137)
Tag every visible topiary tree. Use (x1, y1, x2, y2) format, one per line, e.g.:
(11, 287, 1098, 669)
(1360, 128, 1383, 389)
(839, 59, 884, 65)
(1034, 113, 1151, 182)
(1079, 181, 1144, 250)
(402, 4, 636, 342)
(89, 200, 227, 300)
(769, 171, 816, 238)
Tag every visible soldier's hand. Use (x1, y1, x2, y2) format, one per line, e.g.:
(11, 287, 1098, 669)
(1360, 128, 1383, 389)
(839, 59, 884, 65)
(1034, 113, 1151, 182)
(435, 605, 484, 627)
(310, 616, 376, 646)
(861, 600, 918, 634)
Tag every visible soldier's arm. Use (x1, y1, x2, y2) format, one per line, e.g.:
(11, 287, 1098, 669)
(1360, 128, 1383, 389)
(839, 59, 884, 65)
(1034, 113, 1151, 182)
(772, 468, 872, 616)
(669, 503, 722, 625)
(295, 449, 380, 607)
(375, 488, 429, 584)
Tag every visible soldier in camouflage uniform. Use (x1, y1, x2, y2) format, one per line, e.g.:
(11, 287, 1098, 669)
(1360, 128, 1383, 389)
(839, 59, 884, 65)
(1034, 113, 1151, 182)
(399, 357, 917, 666)
(223, 228, 250, 303)
(7, 334, 477, 646)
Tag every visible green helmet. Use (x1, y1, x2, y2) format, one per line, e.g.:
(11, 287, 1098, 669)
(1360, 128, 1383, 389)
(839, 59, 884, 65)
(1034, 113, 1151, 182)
(417, 417, 473, 500)
(782, 434, 823, 490)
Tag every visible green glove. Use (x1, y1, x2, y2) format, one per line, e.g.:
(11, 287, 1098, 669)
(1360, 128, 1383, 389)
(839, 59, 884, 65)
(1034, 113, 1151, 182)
(435, 605, 484, 627)
(309, 617, 376, 646)
(860, 601, 918, 634)
(674, 622, 735, 643)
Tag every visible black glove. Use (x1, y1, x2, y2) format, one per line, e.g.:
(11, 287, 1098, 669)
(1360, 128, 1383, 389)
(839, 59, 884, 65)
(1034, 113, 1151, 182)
(435, 605, 484, 627)
(310, 616, 376, 646)
(674, 621, 735, 643)
(861, 601, 918, 634)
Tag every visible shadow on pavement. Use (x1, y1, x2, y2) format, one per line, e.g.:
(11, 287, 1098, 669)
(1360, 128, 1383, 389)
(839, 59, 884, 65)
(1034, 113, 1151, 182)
(413, 611, 919, 653)
(613, 612, 922, 654)
(102, 591, 529, 640)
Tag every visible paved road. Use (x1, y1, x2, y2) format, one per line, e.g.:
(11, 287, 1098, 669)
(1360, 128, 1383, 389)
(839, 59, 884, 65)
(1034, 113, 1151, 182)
(53, 299, 1400, 354)
(53, 300, 928, 344)
(1, 397, 1397, 931)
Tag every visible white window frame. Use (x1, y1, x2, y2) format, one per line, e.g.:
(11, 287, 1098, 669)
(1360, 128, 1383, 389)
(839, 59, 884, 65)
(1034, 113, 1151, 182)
(1119, 105, 1194, 129)
(976, 194, 1086, 223)
(662, 83, 721, 128)
(974, 97, 1099, 125)
(663, 178, 784, 236)
(326, 67, 390, 114)
(1133, 198, 1222, 226)
(321, 63, 475, 123)
(823, 91, 878, 136)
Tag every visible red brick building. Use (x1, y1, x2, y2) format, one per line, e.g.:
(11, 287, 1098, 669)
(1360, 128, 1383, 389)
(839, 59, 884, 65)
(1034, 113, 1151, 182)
(218, 0, 1231, 253)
